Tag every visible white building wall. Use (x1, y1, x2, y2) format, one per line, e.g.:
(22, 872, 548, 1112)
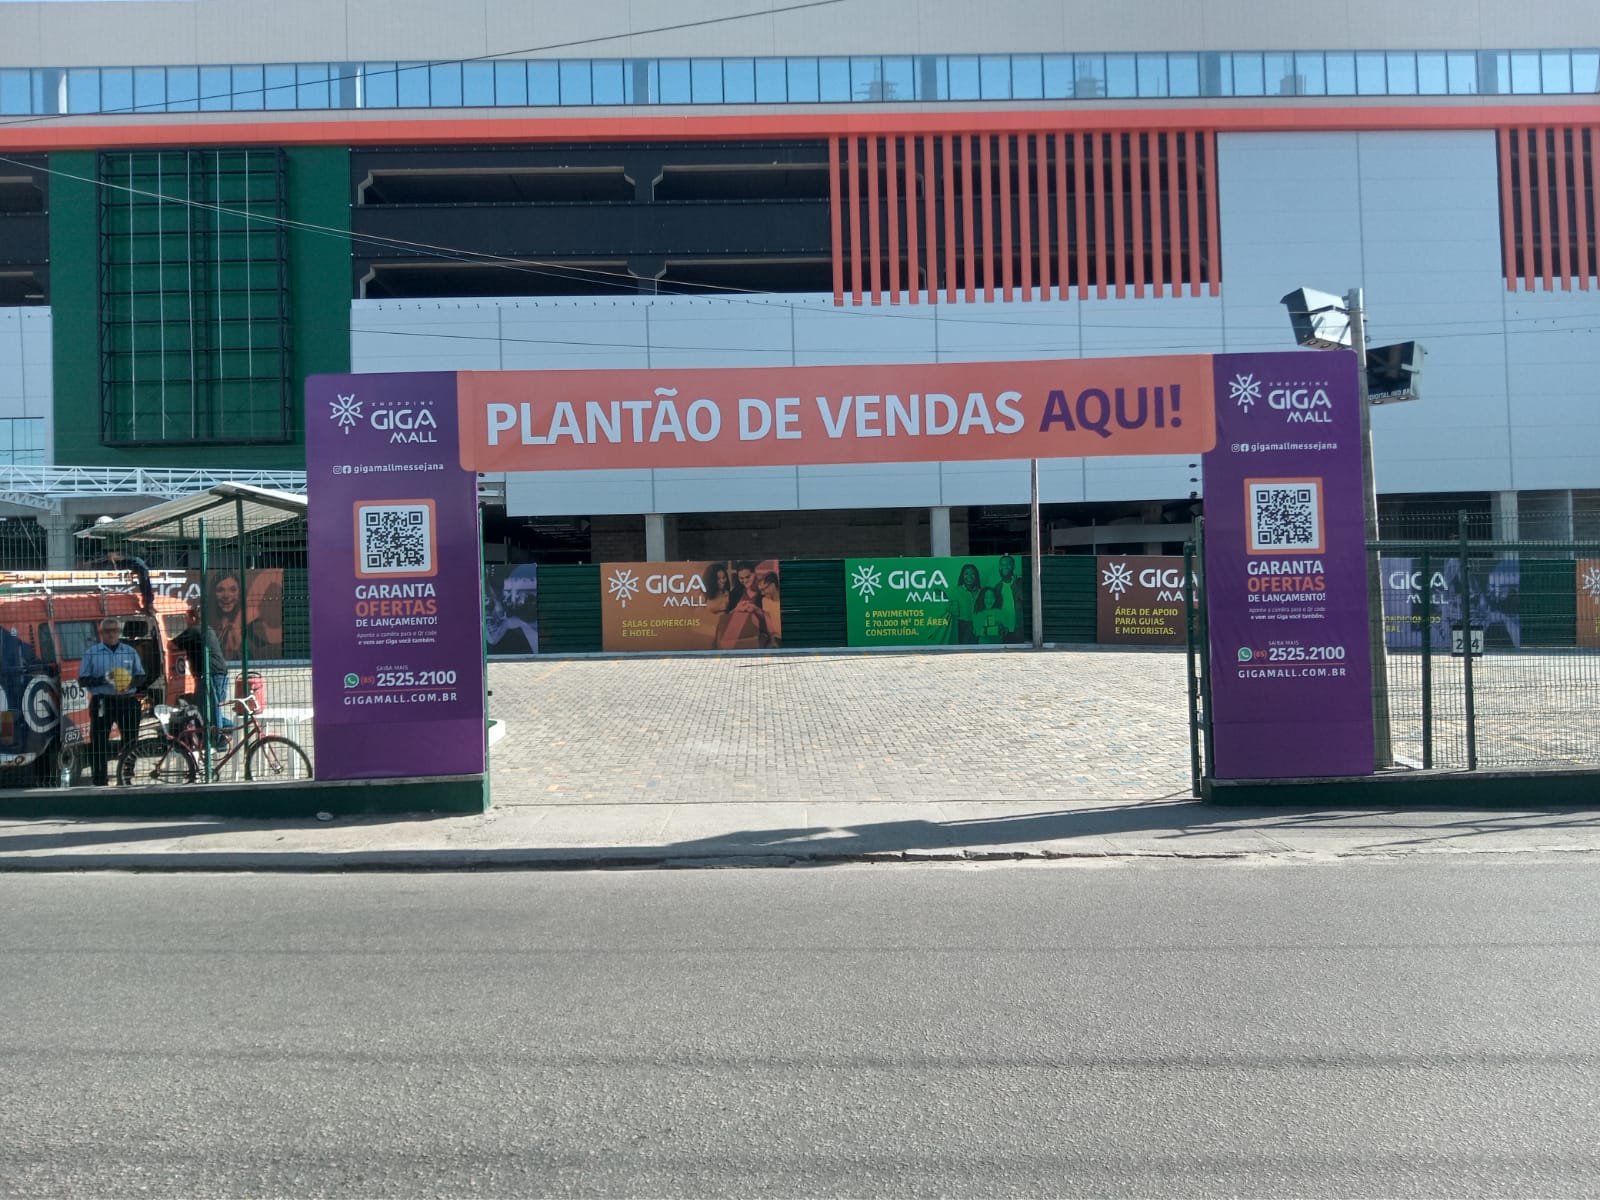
(8, 0, 1599, 68)
(0, 307, 53, 462)
(1218, 128, 1600, 497)
(350, 126, 1600, 519)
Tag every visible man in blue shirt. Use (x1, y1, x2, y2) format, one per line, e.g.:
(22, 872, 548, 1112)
(78, 616, 146, 786)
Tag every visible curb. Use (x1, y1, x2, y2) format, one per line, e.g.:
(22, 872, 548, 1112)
(3, 843, 1597, 873)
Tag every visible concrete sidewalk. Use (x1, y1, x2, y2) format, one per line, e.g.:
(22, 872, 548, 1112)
(6, 653, 1597, 871)
(6, 797, 1600, 871)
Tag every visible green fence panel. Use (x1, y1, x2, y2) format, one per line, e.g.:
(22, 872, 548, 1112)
(1521, 558, 1576, 648)
(0, 519, 47, 571)
(535, 563, 602, 654)
(779, 559, 847, 649)
(281, 567, 311, 658)
(1043, 555, 1096, 643)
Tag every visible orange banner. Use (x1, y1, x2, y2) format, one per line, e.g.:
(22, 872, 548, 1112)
(457, 356, 1215, 472)
(600, 561, 781, 652)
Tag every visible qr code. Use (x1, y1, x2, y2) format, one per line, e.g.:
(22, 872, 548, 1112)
(356, 501, 435, 576)
(1247, 480, 1322, 553)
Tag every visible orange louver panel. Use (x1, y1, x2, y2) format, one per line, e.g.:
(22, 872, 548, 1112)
(1500, 125, 1599, 291)
(829, 128, 1220, 305)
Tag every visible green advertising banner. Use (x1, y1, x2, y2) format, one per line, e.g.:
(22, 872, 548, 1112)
(846, 556, 1029, 646)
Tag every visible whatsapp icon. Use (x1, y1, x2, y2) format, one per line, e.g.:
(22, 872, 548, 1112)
(344, 673, 360, 688)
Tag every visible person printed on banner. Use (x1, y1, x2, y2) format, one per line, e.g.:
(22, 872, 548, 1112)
(702, 563, 735, 615)
(714, 560, 773, 650)
(755, 570, 782, 647)
(207, 572, 246, 662)
(946, 562, 983, 644)
(246, 573, 285, 661)
(996, 555, 1026, 643)
(973, 586, 1008, 644)
(485, 564, 538, 656)
(174, 604, 231, 733)
(78, 616, 146, 786)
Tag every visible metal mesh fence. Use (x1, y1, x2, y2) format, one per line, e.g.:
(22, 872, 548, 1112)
(1377, 533, 1600, 770)
(38, 508, 315, 788)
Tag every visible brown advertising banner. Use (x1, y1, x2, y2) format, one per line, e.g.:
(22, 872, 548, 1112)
(600, 560, 781, 652)
(151, 569, 287, 661)
(1095, 555, 1188, 645)
(1580, 560, 1600, 649)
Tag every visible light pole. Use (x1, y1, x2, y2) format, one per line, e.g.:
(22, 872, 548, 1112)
(1280, 287, 1394, 770)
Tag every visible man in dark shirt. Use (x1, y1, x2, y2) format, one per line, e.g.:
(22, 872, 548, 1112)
(90, 545, 155, 613)
(173, 605, 230, 733)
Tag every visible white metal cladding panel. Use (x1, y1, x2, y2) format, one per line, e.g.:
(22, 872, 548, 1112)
(0, 308, 52, 460)
(497, 304, 652, 372)
(1502, 291, 1600, 490)
(791, 299, 938, 364)
(1216, 128, 1545, 496)
(1216, 132, 1366, 357)
(929, 302, 1081, 362)
(796, 463, 944, 509)
(12, 1, 1600, 70)
(505, 468, 655, 516)
(652, 467, 801, 513)
(351, 303, 504, 372)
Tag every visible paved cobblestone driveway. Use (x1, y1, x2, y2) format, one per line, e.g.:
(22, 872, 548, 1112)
(487, 649, 1194, 804)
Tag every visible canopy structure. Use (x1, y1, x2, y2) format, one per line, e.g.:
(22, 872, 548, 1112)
(73, 484, 306, 548)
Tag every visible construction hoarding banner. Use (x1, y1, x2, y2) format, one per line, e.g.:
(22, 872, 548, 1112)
(600, 560, 781, 652)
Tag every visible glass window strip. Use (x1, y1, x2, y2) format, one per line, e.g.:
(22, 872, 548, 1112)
(11, 49, 1600, 113)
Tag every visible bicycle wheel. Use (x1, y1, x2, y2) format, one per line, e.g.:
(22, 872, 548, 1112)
(117, 737, 198, 787)
(244, 735, 313, 782)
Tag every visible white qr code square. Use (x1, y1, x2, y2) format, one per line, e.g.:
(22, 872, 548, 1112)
(1246, 478, 1324, 554)
(355, 500, 437, 578)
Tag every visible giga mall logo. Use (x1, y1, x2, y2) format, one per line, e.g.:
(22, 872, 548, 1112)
(1101, 560, 1133, 598)
(607, 568, 641, 608)
(329, 392, 439, 444)
(851, 563, 883, 601)
(606, 568, 708, 608)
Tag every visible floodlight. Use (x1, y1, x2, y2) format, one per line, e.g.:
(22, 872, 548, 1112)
(1280, 287, 1352, 349)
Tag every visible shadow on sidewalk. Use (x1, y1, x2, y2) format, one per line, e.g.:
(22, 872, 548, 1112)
(0, 812, 460, 855)
(5, 799, 1598, 870)
(633, 801, 1600, 862)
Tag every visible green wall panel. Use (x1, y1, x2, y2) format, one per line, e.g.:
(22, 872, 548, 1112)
(777, 558, 847, 649)
(1042, 555, 1097, 643)
(536, 564, 602, 653)
(1521, 558, 1576, 648)
(49, 146, 349, 469)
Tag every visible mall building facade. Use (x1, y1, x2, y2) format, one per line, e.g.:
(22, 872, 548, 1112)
(3, 0, 1600, 563)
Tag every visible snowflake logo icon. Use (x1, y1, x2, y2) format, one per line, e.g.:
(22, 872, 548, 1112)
(1229, 373, 1262, 412)
(1101, 560, 1134, 598)
(851, 563, 883, 601)
(1583, 564, 1600, 602)
(329, 394, 362, 434)
(607, 568, 641, 608)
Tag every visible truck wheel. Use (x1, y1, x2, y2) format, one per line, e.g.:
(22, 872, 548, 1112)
(38, 739, 78, 789)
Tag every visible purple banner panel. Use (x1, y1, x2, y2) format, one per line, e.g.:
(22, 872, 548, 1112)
(306, 372, 486, 781)
(1201, 351, 1373, 779)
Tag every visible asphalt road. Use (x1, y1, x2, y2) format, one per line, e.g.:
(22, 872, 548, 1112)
(3, 860, 1599, 1198)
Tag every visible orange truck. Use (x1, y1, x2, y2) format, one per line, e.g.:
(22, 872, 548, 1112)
(0, 571, 190, 787)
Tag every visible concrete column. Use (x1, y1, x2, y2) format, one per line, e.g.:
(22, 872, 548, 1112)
(1491, 491, 1519, 541)
(44, 512, 74, 569)
(644, 513, 668, 561)
(1518, 489, 1575, 542)
(929, 506, 952, 556)
(1142, 501, 1165, 555)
